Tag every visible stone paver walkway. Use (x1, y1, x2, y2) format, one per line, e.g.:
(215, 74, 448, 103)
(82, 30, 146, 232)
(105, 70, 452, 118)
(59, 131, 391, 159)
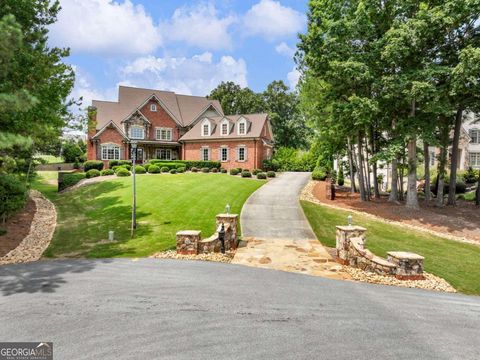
(233, 172, 351, 280)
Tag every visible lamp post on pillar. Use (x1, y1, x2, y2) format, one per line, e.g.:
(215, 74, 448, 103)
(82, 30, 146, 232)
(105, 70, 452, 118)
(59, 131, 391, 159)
(131, 140, 138, 237)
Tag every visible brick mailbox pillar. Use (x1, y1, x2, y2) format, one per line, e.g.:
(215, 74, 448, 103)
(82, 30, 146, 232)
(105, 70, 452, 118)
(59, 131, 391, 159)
(335, 226, 367, 265)
(387, 252, 425, 280)
(176, 230, 201, 255)
(216, 214, 238, 250)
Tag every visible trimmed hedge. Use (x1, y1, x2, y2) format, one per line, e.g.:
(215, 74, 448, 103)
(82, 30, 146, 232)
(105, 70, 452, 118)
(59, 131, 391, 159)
(0, 174, 27, 222)
(148, 160, 221, 170)
(148, 165, 160, 173)
(267, 171, 276, 178)
(115, 168, 131, 177)
(191, 167, 199, 173)
(86, 169, 101, 179)
(220, 168, 227, 173)
(58, 172, 86, 191)
(211, 168, 218, 173)
(202, 167, 210, 173)
(256, 172, 267, 179)
(101, 169, 115, 176)
(169, 169, 177, 174)
(84, 160, 103, 172)
(230, 168, 239, 176)
(134, 165, 146, 174)
(241, 171, 252, 178)
(143, 163, 151, 172)
(177, 167, 186, 173)
(161, 166, 170, 173)
(252, 169, 262, 175)
(312, 168, 327, 181)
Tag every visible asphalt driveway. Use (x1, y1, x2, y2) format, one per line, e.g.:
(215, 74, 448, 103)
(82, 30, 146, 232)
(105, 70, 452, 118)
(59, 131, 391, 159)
(240, 172, 316, 240)
(1, 259, 479, 359)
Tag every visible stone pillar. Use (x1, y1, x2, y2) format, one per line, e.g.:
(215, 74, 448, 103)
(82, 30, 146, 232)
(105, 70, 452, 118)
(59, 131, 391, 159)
(325, 178, 332, 200)
(387, 252, 425, 280)
(176, 230, 201, 255)
(335, 226, 367, 264)
(216, 214, 238, 250)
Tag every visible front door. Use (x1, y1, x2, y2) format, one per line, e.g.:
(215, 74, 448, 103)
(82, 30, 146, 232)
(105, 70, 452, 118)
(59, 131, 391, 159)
(133, 147, 144, 164)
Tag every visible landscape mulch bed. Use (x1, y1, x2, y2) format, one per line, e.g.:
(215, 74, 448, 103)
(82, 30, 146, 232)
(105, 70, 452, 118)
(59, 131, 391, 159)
(0, 198, 36, 257)
(313, 181, 480, 244)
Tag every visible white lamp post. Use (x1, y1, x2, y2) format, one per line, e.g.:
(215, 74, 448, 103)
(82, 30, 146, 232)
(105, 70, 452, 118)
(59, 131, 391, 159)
(131, 140, 138, 236)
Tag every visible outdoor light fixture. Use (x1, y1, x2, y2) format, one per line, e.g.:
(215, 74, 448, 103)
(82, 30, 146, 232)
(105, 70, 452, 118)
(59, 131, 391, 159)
(348, 215, 353, 227)
(131, 140, 138, 237)
(219, 223, 226, 254)
(225, 203, 230, 215)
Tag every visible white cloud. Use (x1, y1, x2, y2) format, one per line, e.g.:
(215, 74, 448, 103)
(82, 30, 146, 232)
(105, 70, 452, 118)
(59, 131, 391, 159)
(120, 52, 248, 96)
(243, 0, 306, 40)
(275, 42, 296, 58)
(287, 67, 300, 89)
(70, 66, 116, 112)
(161, 3, 236, 51)
(50, 0, 161, 56)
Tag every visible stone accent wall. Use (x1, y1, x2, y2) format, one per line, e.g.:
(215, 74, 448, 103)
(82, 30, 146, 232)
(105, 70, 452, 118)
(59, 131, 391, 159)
(216, 214, 238, 250)
(176, 230, 201, 255)
(336, 226, 425, 279)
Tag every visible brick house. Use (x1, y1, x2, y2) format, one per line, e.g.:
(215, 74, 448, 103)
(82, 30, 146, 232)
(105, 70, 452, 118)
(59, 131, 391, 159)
(87, 86, 274, 170)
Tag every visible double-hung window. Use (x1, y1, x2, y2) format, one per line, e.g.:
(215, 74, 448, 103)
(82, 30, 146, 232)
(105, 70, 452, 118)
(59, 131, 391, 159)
(238, 122, 246, 135)
(221, 122, 228, 135)
(101, 144, 120, 160)
(470, 129, 480, 144)
(201, 147, 210, 161)
(203, 123, 210, 136)
(220, 147, 228, 162)
(130, 125, 144, 139)
(237, 146, 246, 162)
(156, 148, 171, 160)
(470, 152, 480, 168)
(156, 128, 172, 141)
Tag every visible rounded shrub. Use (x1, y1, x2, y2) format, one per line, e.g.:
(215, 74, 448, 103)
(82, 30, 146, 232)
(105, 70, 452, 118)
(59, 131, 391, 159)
(148, 165, 161, 174)
(109, 160, 119, 168)
(456, 181, 467, 194)
(161, 166, 170, 173)
(252, 169, 262, 175)
(84, 160, 104, 172)
(211, 168, 218, 173)
(115, 168, 131, 177)
(169, 169, 177, 174)
(177, 167, 186, 173)
(312, 168, 327, 181)
(100, 169, 114, 176)
(237, 168, 243, 172)
(256, 172, 267, 179)
(267, 171, 276, 178)
(143, 163, 151, 172)
(241, 171, 252, 178)
(220, 168, 227, 173)
(86, 169, 101, 178)
(134, 165, 146, 174)
(191, 167, 199, 173)
(0, 174, 27, 222)
(230, 168, 239, 176)
(202, 167, 210, 173)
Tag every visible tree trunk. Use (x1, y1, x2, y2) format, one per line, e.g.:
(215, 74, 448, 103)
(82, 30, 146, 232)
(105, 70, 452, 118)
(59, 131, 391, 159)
(406, 137, 419, 209)
(364, 140, 371, 201)
(388, 158, 399, 202)
(447, 108, 464, 206)
(476, 174, 480, 206)
(347, 137, 356, 193)
(436, 121, 449, 207)
(399, 151, 405, 201)
(423, 141, 430, 203)
(370, 127, 380, 199)
(357, 132, 367, 201)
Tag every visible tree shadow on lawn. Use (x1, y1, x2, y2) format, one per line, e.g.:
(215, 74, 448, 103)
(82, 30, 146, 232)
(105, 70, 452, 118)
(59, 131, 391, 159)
(0, 259, 113, 296)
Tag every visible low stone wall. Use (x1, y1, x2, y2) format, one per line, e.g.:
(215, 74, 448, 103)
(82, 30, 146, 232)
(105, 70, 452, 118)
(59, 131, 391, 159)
(176, 214, 238, 255)
(36, 163, 74, 171)
(336, 226, 425, 280)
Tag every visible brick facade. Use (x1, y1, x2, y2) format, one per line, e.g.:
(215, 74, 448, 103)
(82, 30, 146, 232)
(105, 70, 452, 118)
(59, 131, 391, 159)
(140, 99, 181, 141)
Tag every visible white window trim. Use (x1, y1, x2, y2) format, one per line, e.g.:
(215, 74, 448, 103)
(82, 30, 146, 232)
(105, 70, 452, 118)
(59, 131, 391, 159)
(150, 104, 157, 112)
(130, 125, 145, 139)
(470, 152, 480, 168)
(220, 120, 229, 136)
(101, 143, 121, 160)
(156, 127, 173, 141)
(237, 145, 247, 162)
(156, 148, 172, 160)
(470, 129, 480, 144)
(201, 119, 211, 137)
(237, 118, 247, 136)
(201, 147, 210, 161)
(220, 146, 229, 162)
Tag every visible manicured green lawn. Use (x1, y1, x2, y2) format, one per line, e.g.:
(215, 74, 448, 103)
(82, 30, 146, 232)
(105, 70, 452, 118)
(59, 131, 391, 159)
(33, 173, 264, 258)
(301, 200, 480, 295)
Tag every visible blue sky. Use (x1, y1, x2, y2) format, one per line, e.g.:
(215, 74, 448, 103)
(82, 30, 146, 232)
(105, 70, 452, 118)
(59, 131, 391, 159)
(47, 0, 308, 107)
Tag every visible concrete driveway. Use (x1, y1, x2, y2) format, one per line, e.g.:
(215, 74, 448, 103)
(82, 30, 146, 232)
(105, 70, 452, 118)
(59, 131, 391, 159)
(1, 259, 479, 359)
(240, 172, 315, 240)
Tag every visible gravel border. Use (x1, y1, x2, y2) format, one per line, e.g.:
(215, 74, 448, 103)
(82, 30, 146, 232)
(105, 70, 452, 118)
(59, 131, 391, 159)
(300, 180, 479, 246)
(150, 250, 234, 263)
(0, 190, 57, 265)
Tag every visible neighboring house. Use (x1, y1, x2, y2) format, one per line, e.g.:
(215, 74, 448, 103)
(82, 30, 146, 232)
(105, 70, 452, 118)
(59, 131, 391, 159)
(87, 86, 274, 170)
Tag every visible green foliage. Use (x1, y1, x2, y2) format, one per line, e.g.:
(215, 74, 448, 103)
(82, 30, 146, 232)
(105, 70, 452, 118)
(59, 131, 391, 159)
(83, 160, 103, 172)
(256, 172, 267, 180)
(191, 167, 198, 173)
(241, 171, 252, 178)
(161, 166, 170, 173)
(338, 167, 345, 186)
(143, 163, 150, 172)
(271, 147, 316, 171)
(169, 168, 177, 174)
(220, 168, 227, 173)
(62, 139, 85, 163)
(0, 173, 27, 222)
(262, 159, 279, 172)
(252, 169, 262, 175)
(86, 169, 100, 179)
(230, 168, 239, 176)
(312, 167, 328, 181)
(58, 172, 85, 192)
(148, 160, 221, 170)
(100, 169, 114, 176)
(134, 165, 146, 174)
(211, 168, 218, 173)
(148, 165, 160, 174)
(177, 167, 186, 173)
(202, 167, 210, 173)
(462, 167, 479, 184)
(267, 171, 276, 178)
(115, 168, 130, 177)
(109, 160, 120, 168)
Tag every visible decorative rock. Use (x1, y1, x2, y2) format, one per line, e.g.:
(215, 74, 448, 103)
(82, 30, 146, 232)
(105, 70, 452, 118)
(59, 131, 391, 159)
(387, 251, 425, 280)
(151, 250, 234, 263)
(176, 230, 201, 255)
(336, 226, 367, 264)
(216, 214, 238, 250)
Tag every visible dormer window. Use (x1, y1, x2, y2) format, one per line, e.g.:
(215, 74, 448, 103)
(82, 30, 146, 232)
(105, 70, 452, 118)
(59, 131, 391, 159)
(130, 125, 145, 139)
(221, 120, 229, 136)
(237, 118, 247, 135)
(201, 119, 211, 136)
(150, 104, 157, 112)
